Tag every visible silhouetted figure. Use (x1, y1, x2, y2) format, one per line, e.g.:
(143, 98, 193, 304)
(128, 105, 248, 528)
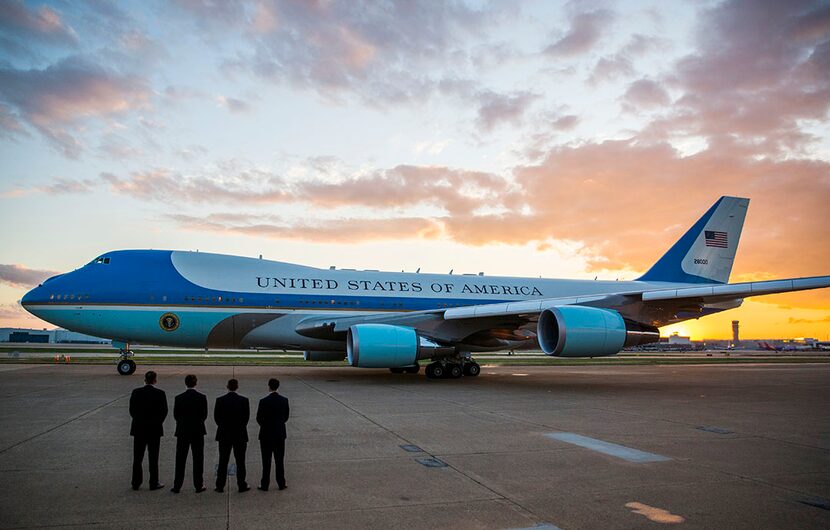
(171, 374, 207, 493)
(256, 378, 290, 491)
(129, 371, 168, 491)
(214, 378, 250, 493)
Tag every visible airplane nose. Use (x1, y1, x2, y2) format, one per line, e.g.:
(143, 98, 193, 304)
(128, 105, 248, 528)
(21, 285, 37, 305)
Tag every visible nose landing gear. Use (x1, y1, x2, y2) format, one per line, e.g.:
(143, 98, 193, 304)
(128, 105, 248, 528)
(116, 344, 136, 375)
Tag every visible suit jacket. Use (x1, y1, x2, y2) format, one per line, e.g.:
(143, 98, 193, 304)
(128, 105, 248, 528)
(173, 388, 208, 438)
(129, 384, 168, 438)
(256, 392, 290, 441)
(214, 391, 250, 443)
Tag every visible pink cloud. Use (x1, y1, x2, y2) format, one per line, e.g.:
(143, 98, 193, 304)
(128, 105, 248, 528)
(0, 264, 59, 287)
(0, 57, 151, 157)
(0, 0, 77, 46)
(622, 79, 670, 110)
(544, 10, 615, 58)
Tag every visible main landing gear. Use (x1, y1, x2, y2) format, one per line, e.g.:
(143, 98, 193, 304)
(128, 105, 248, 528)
(425, 358, 480, 380)
(117, 345, 136, 376)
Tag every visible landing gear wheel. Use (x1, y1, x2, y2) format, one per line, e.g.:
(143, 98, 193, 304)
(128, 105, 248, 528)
(404, 364, 420, 374)
(463, 362, 481, 377)
(117, 359, 136, 376)
(448, 364, 463, 379)
(426, 362, 444, 379)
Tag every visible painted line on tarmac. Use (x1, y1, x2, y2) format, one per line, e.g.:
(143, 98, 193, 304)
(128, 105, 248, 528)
(545, 432, 671, 463)
(509, 524, 562, 530)
(626, 502, 685, 524)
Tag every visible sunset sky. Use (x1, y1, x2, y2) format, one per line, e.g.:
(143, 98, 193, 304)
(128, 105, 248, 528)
(0, 0, 828, 340)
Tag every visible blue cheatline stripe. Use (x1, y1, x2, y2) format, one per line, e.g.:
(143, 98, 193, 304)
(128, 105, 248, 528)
(545, 433, 671, 463)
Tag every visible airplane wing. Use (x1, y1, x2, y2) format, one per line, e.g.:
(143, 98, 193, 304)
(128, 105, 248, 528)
(443, 275, 830, 320)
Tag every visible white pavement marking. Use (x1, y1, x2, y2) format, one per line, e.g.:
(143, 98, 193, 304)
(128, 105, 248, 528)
(545, 432, 671, 463)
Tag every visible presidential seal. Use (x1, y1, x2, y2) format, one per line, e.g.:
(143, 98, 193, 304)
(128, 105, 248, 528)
(159, 312, 180, 332)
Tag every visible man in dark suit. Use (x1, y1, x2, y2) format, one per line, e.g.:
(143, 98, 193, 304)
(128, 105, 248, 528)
(214, 378, 250, 493)
(171, 374, 208, 493)
(256, 377, 290, 491)
(129, 370, 168, 491)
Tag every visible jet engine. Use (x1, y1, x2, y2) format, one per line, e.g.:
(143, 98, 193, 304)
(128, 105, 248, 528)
(346, 324, 452, 368)
(537, 306, 659, 357)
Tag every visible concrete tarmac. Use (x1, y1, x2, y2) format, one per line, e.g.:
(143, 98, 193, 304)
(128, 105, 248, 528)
(0, 363, 828, 529)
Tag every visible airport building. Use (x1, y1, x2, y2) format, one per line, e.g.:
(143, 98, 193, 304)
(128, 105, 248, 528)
(0, 328, 110, 344)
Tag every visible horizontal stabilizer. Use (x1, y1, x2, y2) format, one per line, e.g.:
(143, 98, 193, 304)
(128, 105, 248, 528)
(640, 275, 830, 302)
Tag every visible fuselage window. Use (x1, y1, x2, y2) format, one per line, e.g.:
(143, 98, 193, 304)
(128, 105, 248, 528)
(218, 296, 222, 302)
(239, 298, 244, 303)
(50, 294, 54, 300)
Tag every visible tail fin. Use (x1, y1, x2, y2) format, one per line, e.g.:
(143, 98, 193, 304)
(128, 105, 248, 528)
(638, 196, 749, 284)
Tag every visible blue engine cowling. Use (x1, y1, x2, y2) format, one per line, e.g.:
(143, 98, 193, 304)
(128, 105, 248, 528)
(346, 324, 450, 368)
(537, 306, 658, 357)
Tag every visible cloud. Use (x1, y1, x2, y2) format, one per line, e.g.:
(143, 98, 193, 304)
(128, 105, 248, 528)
(475, 90, 540, 132)
(652, 0, 830, 153)
(0, 264, 59, 287)
(551, 114, 579, 130)
(588, 56, 634, 84)
(98, 164, 518, 218)
(544, 9, 615, 58)
(170, 213, 446, 243)
(0, 303, 45, 326)
(0, 57, 151, 157)
(217, 95, 251, 113)
(622, 79, 670, 110)
(203, 1, 492, 105)
(0, 0, 78, 50)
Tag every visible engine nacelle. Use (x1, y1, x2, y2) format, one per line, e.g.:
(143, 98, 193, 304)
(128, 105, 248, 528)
(346, 324, 452, 368)
(537, 306, 659, 357)
(303, 351, 346, 362)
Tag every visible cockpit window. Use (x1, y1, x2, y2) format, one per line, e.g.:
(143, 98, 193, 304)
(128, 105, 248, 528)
(92, 257, 111, 265)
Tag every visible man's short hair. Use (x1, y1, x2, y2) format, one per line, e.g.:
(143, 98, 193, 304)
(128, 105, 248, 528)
(268, 378, 279, 391)
(145, 371, 157, 384)
(185, 374, 198, 388)
(227, 378, 239, 391)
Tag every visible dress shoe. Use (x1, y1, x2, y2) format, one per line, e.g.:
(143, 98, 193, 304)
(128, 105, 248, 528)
(170, 487, 180, 494)
(238, 485, 250, 493)
(278, 485, 287, 491)
(195, 486, 207, 493)
(149, 484, 165, 491)
(257, 486, 268, 491)
(214, 487, 224, 493)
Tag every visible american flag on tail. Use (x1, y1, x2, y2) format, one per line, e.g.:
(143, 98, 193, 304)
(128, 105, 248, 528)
(704, 230, 728, 248)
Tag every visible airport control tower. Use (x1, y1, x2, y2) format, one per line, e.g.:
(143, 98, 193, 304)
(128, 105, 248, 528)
(732, 320, 740, 348)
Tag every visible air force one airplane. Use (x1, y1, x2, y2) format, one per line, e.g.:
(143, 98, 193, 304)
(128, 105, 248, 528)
(20, 196, 830, 378)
